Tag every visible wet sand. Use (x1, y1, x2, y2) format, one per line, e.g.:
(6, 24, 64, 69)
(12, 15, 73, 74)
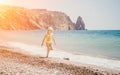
(0, 46, 120, 75)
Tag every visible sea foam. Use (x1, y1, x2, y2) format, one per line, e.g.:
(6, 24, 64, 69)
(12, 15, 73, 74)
(0, 41, 119, 71)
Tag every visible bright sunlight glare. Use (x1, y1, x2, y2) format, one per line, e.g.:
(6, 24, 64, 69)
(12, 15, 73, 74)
(0, 0, 6, 4)
(0, 0, 10, 4)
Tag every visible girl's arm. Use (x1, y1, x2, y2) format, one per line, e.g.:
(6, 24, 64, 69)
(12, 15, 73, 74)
(52, 35, 56, 45)
(41, 35, 46, 46)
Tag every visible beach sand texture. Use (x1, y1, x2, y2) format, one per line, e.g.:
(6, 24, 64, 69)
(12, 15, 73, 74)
(0, 46, 120, 75)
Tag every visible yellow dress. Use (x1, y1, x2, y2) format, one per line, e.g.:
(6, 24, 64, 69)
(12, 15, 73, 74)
(45, 34, 53, 44)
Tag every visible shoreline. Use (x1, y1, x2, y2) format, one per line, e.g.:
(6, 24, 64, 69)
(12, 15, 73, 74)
(59, 48, 120, 61)
(1, 41, 120, 71)
(0, 46, 120, 75)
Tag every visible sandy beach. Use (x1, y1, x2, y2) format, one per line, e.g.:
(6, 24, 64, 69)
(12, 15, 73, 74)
(0, 46, 119, 75)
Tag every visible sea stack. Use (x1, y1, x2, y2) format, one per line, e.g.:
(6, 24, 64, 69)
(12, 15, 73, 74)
(75, 16, 85, 30)
(0, 5, 86, 30)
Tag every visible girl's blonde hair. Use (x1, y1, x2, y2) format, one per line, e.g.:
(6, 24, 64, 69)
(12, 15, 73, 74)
(48, 27, 53, 31)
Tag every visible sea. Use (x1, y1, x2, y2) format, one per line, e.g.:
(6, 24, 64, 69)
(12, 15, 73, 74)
(0, 30, 120, 71)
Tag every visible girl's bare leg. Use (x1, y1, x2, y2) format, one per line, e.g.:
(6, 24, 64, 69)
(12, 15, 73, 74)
(46, 47, 50, 58)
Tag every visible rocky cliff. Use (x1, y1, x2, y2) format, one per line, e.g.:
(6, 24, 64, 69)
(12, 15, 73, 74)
(75, 16, 85, 30)
(0, 5, 85, 30)
(27, 9, 75, 30)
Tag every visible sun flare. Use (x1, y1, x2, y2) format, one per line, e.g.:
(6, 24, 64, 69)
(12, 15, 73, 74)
(0, 0, 5, 3)
(0, 0, 9, 4)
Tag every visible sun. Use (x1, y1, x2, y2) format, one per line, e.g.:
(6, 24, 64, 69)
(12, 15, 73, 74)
(0, 0, 8, 4)
(0, 1, 5, 4)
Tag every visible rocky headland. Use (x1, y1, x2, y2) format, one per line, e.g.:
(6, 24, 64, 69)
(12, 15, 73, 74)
(0, 4, 86, 30)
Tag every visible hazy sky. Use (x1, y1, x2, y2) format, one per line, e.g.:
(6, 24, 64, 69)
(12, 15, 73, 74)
(0, 0, 120, 30)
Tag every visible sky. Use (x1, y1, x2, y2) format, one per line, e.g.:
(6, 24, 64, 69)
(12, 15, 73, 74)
(0, 0, 120, 30)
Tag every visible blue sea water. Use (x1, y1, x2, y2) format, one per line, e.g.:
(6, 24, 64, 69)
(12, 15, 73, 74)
(0, 30, 120, 60)
(53, 30, 120, 59)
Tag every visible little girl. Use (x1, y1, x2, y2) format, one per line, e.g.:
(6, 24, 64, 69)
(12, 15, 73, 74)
(41, 27, 56, 57)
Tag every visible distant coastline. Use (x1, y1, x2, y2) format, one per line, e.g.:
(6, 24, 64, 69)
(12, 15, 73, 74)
(0, 4, 86, 30)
